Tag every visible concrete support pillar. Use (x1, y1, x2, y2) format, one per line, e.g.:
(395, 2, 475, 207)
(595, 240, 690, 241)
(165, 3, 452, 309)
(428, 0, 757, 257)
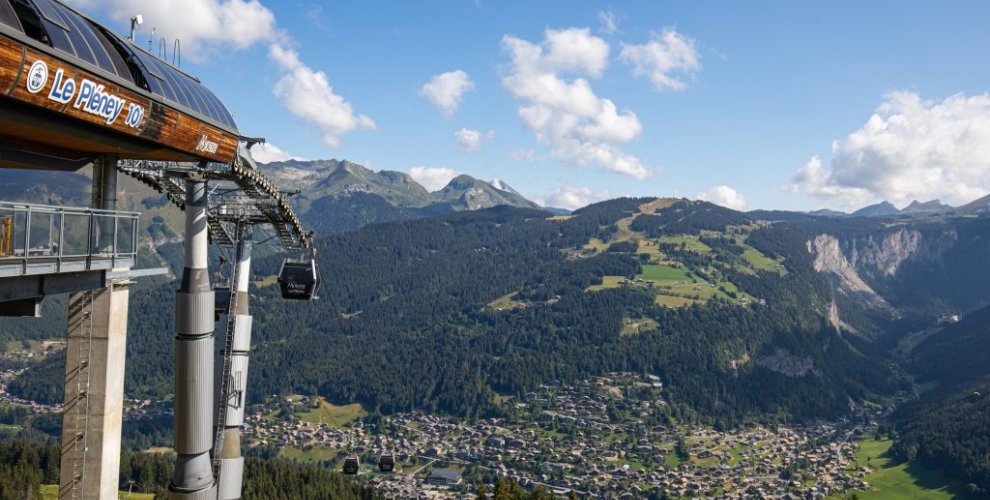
(59, 156, 129, 500)
(59, 285, 130, 500)
(216, 227, 252, 499)
(170, 175, 216, 500)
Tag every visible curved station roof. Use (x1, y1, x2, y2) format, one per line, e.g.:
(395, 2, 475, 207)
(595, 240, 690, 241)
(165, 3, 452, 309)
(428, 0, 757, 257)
(0, 0, 240, 168)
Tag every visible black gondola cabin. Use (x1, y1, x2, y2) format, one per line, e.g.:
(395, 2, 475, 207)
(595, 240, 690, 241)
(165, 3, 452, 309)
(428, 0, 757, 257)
(342, 456, 359, 475)
(277, 258, 318, 300)
(378, 453, 395, 473)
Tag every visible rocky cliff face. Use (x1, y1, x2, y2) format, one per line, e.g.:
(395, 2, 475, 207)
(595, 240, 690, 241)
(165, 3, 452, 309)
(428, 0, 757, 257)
(809, 234, 894, 312)
(808, 227, 957, 316)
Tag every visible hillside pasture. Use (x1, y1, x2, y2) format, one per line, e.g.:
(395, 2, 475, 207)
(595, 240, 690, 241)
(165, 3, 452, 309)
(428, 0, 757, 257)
(298, 397, 367, 428)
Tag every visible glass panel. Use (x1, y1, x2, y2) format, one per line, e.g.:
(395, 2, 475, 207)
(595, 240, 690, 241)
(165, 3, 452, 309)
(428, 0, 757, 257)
(62, 18, 97, 66)
(0, 0, 24, 32)
(115, 215, 136, 255)
(43, 20, 74, 55)
(61, 213, 90, 257)
(171, 73, 206, 115)
(27, 210, 57, 256)
(31, 0, 69, 31)
(91, 214, 115, 254)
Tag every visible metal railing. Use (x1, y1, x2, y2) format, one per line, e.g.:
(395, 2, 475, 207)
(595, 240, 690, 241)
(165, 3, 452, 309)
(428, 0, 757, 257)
(0, 202, 139, 277)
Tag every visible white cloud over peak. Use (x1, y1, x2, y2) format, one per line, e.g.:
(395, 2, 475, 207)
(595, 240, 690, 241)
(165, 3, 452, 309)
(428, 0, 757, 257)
(501, 28, 650, 180)
(536, 186, 610, 210)
(409, 166, 462, 192)
(249, 142, 305, 163)
(787, 91, 990, 209)
(455, 128, 494, 152)
(696, 185, 747, 211)
(269, 45, 376, 148)
(620, 29, 700, 91)
(420, 70, 475, 116)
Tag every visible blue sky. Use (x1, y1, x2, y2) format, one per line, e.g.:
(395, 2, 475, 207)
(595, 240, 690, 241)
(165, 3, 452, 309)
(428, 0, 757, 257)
(76, 1, 990, 211)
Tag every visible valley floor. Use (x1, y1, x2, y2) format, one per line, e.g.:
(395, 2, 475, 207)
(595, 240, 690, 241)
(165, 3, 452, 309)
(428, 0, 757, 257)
(244, 373, 886, 498)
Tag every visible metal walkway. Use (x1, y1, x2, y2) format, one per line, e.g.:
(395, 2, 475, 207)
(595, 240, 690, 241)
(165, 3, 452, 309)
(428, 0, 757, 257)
(0, 202, 138, 278)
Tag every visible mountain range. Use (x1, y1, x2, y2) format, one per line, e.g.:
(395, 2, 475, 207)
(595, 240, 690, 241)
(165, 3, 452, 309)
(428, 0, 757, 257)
(261, 159, 540, 234)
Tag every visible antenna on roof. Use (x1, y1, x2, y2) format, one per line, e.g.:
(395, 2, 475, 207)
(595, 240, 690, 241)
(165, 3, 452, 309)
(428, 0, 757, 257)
(128, 14, 142, 41)
(147, 27, 155, 51)
(173, 39, 181, 67)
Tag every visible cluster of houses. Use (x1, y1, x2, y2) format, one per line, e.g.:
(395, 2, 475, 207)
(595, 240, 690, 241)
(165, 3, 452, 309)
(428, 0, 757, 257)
(243, 373, 875, 498)
(0, 367, 61, 414)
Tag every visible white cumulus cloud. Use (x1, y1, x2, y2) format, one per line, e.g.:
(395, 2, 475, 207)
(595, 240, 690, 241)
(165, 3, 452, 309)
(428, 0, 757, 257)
(409, 166, 462, 192)
(74, 0, 374, 149)
(249, 142, 306, 163)
(696, 185, 747, 211)
(455, 128, 494, 152)
(420, 70, 475, 117)
(71, 0, 278, 62)
(787, 91, 990, 209)
(269, 44, 376, 148)
(537, 186, 610, 210)
(620, 29, 701, 91)
(501, 28, 650, 179)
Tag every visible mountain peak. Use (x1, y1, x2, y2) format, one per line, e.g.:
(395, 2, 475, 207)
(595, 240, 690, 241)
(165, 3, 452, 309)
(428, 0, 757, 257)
(901, 199, 952, 215)
(438, 174, 539, 211)
(852, 201, 898, 217)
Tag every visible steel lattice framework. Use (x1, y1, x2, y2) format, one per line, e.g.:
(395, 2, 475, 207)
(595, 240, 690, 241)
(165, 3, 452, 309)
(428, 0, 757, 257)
(116, 148, 312, 252)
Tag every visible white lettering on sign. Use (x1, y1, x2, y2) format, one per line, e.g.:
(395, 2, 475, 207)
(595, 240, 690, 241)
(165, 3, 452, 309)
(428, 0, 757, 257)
(195, 134, 219, 154)
(27, 59, 144, 129)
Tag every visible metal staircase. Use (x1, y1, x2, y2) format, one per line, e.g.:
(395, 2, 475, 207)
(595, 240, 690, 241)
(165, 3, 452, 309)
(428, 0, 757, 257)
(211, 226, 242, 481)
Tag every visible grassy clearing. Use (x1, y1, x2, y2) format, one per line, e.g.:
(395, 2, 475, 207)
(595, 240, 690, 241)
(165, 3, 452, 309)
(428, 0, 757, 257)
(279, 446, 340, 463)
(583, 238, 609, 252)
(547, 214, 575, 221)
(638, 198, 678, 214)
(828, 438, 973, 500)
(586, 276, 626, 292)
(297, 398, 367, 428)
(659, 235, 711, 253)
(692, 455, 720, 468)
(487, 292, 526, 311)
(254, 275, 278, 288)
(637, 264, 692, 282)
(622, 317, 659, 336)
(143, 447, 174, 456)
(654, 295, 701, 308)
(915, 380, 940, 395)
(41, 484, 154, 499)
(637, 239, 663, 257)
(613, 217, 644, 243)
(741, 247, 785, 274)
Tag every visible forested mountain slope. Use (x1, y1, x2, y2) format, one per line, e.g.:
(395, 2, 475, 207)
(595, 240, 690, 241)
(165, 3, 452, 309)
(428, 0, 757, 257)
(12, 197, 990, 430)
(7, 198, 897, 425)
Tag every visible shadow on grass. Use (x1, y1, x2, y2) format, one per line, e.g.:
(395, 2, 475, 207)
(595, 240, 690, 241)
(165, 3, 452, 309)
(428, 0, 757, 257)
(881, 448, 979, 499)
